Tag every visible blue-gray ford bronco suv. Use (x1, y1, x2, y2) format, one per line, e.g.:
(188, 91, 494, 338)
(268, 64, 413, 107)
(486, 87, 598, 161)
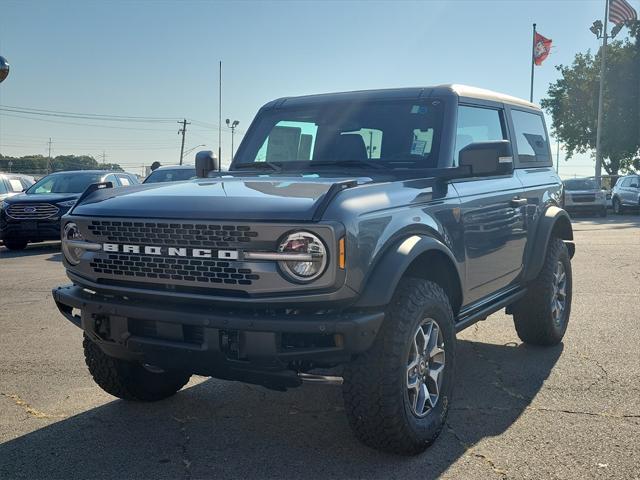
(53, 85, 574, 454)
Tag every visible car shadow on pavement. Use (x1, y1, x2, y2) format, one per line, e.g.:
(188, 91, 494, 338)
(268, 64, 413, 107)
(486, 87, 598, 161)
(0, 339, 563, 479)
(0, 242, 60, 258)
(572, 213, 640, 230)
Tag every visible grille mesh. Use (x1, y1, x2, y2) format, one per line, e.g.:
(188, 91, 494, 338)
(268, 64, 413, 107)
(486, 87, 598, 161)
(90, 254, 259, 285)
(7, 203, 59, 220)
(87, 220, 258, 248)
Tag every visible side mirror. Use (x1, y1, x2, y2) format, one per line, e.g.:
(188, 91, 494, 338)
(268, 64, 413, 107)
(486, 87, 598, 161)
(195, 150, 219, 178)
(459, 140, 513, 177)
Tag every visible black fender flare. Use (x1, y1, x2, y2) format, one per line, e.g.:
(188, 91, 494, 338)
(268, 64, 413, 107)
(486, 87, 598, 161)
(355, 235, 462, 309)
(522, 206, 575, 283)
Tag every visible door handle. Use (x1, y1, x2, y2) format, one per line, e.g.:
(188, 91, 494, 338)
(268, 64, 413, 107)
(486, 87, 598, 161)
(510, 197, 528, 207)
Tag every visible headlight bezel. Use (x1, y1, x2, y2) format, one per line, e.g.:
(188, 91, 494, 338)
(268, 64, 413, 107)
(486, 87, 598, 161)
(61, 222, 85, 265)
(276, 230, 328, 283)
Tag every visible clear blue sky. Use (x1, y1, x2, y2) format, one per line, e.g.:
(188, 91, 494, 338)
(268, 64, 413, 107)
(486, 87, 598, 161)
(0, 0, 633, 177)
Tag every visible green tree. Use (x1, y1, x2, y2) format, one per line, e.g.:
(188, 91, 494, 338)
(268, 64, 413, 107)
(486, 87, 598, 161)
(541, 23, 640, 175)
(0, 153, 123, 174)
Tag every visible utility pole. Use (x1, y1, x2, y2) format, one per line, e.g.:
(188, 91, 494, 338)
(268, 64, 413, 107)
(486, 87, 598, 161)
(47, 137, 52, 174)
(178, 119, 190, 165)
(226, 119, 239, 162)
(218, 61, 222, 172)
(101, 151, 107, 168)
(594, 0, 609, 187)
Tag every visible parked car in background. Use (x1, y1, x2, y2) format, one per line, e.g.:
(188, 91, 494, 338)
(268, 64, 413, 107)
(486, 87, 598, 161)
(143, 165, 197, 184)
(0, 173, 35, 200)
(0, 170, 138, 250)
(611, 174, 640, 214)
(562, 178, 607, 217)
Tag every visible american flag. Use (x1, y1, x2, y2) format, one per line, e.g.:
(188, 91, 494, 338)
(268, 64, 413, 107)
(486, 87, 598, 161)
(609, 0, 637, 25)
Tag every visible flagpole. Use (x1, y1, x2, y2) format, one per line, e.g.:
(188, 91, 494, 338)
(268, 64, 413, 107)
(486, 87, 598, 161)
(530, 23, 537, 103)
(594, 0, 609, 187)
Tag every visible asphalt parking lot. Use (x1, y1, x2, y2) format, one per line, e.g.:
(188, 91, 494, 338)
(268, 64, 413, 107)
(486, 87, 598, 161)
(0, 215, 639, 480)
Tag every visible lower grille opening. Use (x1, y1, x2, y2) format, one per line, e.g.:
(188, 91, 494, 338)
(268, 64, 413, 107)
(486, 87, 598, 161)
(279, 333, 337, 352)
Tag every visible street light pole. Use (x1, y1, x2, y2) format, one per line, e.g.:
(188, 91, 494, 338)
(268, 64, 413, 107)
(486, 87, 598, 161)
(226, 119, 239, 163)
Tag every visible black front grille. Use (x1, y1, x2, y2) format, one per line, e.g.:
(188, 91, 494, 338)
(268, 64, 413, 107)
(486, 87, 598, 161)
(90, 253, 259, 285)
(7, 203, 59, 219)
(87, 220, 258, 248)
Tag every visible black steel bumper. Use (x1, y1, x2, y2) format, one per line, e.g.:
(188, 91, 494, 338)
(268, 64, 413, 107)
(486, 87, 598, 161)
(52, 284, 384, 389)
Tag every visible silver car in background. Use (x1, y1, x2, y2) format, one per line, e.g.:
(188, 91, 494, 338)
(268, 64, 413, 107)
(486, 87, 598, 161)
(611, 174, 640, 214)
(563, 178, 607, 217)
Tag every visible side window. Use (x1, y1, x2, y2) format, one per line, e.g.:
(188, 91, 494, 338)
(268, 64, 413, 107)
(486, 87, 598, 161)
(8, 179, 24, 192)
(0, 179, 7, 195)
(105, 174, 120, 186)
(255, 120, 318, 162)
(620, 178, 629, 187)
(455, 106, 506, 165)
(117, 174, 131, 186)
(511, 110, 551, 164)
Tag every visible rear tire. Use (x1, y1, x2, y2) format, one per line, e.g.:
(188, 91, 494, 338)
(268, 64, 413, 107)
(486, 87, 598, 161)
(83, 336, 191, 401)
(342, 278, 455, 455)
(512, 238, 572, 346)
(3, 239, 28, 250)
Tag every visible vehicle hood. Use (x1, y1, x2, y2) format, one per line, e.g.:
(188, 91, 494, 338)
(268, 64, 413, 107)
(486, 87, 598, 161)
(4, 192, 81, 204)
(71, 176, 368, 221)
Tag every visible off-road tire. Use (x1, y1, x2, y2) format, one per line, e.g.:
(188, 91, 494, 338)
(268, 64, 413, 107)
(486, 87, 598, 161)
(612, 197, 624, 215)
(83, 336, 191, 401)
(342, 278, 455, 455)
(3, 239, 28, 250)
(599, 207, 607, 218)
(512, 237, 572, 346)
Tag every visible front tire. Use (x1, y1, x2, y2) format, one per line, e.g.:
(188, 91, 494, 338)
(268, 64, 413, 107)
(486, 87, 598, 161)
(599, 206, 607, 217)
(612, 197, 624, 215)
(512, 238, 572, 346)
(3, 239, 28, 250)
(83, 336, 191, 401)
(342, 278, 455, 455)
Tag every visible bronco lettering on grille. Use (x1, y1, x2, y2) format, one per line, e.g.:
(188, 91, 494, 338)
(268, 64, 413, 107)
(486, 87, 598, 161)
(101, 243, 239, 260)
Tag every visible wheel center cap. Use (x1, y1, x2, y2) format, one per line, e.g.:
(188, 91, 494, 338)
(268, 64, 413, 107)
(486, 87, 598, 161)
(419, 360, 426, 374)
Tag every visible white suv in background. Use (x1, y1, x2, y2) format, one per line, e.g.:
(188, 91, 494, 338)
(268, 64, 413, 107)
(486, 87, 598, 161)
(563, 178, 607, 217)
(611, 174, 640, 214)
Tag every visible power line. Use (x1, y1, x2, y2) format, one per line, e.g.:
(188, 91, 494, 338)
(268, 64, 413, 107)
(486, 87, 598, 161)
(0, 112, 176, 131)
(0, 104, 179, 122)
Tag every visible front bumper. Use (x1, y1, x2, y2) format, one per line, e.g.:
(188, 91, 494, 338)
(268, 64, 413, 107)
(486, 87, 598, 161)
(0, 215, 61, 241)
(53, 284, 384, 389)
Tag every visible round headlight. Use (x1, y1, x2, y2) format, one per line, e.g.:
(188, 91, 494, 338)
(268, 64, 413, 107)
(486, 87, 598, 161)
(277, 231, 327, 282)
(61, 222, 84, 265)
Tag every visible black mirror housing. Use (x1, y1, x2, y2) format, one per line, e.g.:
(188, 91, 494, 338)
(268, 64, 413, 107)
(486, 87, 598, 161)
(459, 140, 513, 177)
(195, 151, 219, 178)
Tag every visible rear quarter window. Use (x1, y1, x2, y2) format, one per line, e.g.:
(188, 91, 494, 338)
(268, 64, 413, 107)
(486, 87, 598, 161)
(511, 110, 551, 165)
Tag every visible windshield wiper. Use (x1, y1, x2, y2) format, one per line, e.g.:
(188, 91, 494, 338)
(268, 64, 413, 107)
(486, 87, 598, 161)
(305, 160, 386, 170)
(232, 162, 282, 172)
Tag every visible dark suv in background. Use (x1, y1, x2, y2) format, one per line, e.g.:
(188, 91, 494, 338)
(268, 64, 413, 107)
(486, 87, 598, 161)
(1, 170, 138, 250)
(53, 85, 574, 454)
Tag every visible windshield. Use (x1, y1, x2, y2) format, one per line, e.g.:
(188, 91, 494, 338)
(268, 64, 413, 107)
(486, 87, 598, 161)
(27, 172, 105, 194)
(232, 100, 443, 172)
(564, 179, 597, 191)
(144, 168, 197, 183)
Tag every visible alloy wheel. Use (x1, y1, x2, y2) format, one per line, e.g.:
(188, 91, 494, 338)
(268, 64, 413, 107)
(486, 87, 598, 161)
(406, 318, 446, 417)
(551, 261, 567, 326)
